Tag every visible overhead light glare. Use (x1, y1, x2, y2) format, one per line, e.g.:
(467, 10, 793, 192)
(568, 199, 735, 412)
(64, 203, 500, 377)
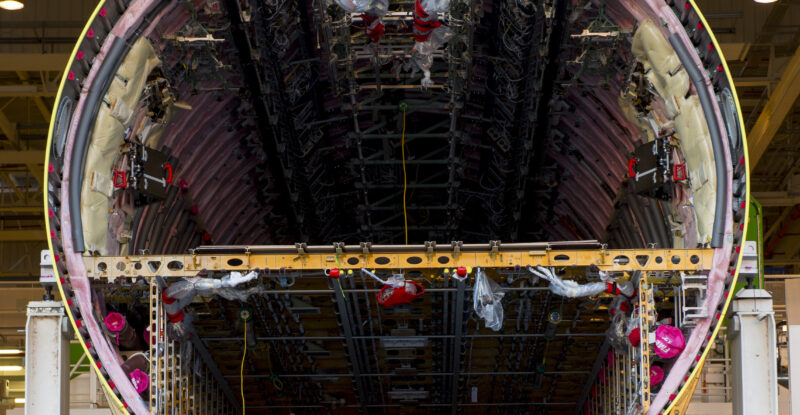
(0, 349, 22, 355)
(13, 398, 24, 404)
(0, 1, 24, 10)
(754, 0, 779, 3)
(0, 365, 23, 371)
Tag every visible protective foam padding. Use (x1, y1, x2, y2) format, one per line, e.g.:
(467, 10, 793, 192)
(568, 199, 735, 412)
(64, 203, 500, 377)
(631, 18, 716, 244)
(80, 37, 161, 254)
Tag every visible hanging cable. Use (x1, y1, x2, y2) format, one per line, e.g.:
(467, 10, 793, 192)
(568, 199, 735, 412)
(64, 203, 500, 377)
(240, 322, 247, 414)
(400, 102, 409, 244)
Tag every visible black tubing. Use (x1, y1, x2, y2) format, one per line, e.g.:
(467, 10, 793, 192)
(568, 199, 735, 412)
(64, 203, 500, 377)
(669, 33, 728, 248)
(69, 38, 128, 252)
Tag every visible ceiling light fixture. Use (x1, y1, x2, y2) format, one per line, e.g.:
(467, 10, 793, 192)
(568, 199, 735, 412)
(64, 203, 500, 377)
(0, 349, 22, 355)
(14, 398, 24, 404)
(0, 1, 24, 10)
(0, 365, 23, 371)
(753, 0, 778, 3)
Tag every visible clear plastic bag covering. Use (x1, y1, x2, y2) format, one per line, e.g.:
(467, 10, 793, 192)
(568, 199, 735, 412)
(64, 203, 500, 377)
(411, 26, 454, 87)
(165, 271, 258, 302)
(606, 313, 629, 352)
(473, 268, 505, 331)
(334, 0, 388, 14)
(528, 266, 607, 298)
(421, 0, 449, 13)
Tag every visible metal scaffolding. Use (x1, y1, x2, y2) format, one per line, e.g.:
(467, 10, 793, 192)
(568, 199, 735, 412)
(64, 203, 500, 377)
(74, 243, 709, 414)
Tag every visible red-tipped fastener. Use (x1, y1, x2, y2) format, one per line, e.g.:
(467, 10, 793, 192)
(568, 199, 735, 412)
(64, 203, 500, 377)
(456, 266, 467, 277)
(99, 7, 106, 17)
(67, 71, 75, 81)
(87, 28, 95, 38)
(329, 268, 340, 278)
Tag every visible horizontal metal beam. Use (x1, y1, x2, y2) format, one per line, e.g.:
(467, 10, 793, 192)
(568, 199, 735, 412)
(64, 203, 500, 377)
(248, 402, 578, 409)
(203, 333, 611, 342)
(0, 151, 44, 165)
(226, 370, 591, 379)
(83, 246, 715, 279)
(0, 54, 68, 72)
(0, 206, 41, 214)
(748, 44, 800, 169)
(752, 191, 800, 207)
(0, 230, 45, 241)
(0, 85, 56, 98)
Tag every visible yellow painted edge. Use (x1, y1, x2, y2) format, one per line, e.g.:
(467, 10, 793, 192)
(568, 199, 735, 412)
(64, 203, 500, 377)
(664, 1, 750, 413)
(44, 1, 130, 413)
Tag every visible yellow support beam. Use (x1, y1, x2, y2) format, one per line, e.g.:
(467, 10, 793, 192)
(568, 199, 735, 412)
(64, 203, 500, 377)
(748, 44, 800, 169)
(0, 53, 69, 72)
(751, 191, 800, 207)
(666, 357, 704, 415)
(0, 230, 45, 241)
(83, 246, 715, 280)
(0, 151, 45, 165)
(16, 71, 52, 122)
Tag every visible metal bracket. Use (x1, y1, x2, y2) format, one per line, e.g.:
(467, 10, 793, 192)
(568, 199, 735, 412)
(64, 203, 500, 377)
(425, 241, 436, 260)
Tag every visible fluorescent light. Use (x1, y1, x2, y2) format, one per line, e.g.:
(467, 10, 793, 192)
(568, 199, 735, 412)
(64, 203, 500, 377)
(0, 366, 23, 371)
(0, 349, 22, 355)
(754, 0, 778, 3)
(0, 1, 24, 10)
(13, 398, 24, 404)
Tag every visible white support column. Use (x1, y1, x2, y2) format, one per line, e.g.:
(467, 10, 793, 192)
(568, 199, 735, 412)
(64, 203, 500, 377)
(786, 279, 800, 415)
(24, 301, 70, 415)
(729, 289, 779, 415)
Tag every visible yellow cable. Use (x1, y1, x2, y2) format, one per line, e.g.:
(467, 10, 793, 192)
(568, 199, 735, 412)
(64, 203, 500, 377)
(241, 323, 247, 414)
(401, 106, 408, 244)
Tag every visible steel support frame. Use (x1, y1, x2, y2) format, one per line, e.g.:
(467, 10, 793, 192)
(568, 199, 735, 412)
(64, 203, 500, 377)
(24, 301, 70, 415)
(149, 278, 238, 415)
(84, 245, 715, 280)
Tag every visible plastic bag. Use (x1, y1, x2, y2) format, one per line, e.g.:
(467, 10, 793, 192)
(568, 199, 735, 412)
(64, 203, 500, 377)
(473, 268, 505, 331)
(164, 271, 258, 303)
(605, 313, 629, 352)
(421, 0, 449, 13)
(528, 266, 607, 298)
(411, 26, 454, 87)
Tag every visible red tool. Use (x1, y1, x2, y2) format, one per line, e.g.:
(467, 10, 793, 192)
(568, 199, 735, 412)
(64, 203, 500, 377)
(628, 158, 638, 178)
(376, 281, 424, 307)
(113, 170, 126, 188)
(673, 163, 687, 181)
(164, 163, 173, 183)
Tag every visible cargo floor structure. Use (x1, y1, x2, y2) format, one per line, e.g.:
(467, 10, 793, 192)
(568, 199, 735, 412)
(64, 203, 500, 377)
(42, 0, 749, 414)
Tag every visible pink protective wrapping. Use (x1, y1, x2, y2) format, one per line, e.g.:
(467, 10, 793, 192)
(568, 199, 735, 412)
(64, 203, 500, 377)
(638, 1, 735, 413)
(59, 1, 160, 413)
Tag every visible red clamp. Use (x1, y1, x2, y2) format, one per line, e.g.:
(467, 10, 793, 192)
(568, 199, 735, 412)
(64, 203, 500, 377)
(164, 163, 173, 183)
(456, 266, 467, 278)
(366, 23, 385, 42)
(167, 310, 185, 323)
(628, 158, 638, 178)
(328, 268, 340, 279)
(113, 170, 126, 188)
(414, 0, 429, 18)
(377, 281, 424, 307)
(673, 163, 686, 181)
